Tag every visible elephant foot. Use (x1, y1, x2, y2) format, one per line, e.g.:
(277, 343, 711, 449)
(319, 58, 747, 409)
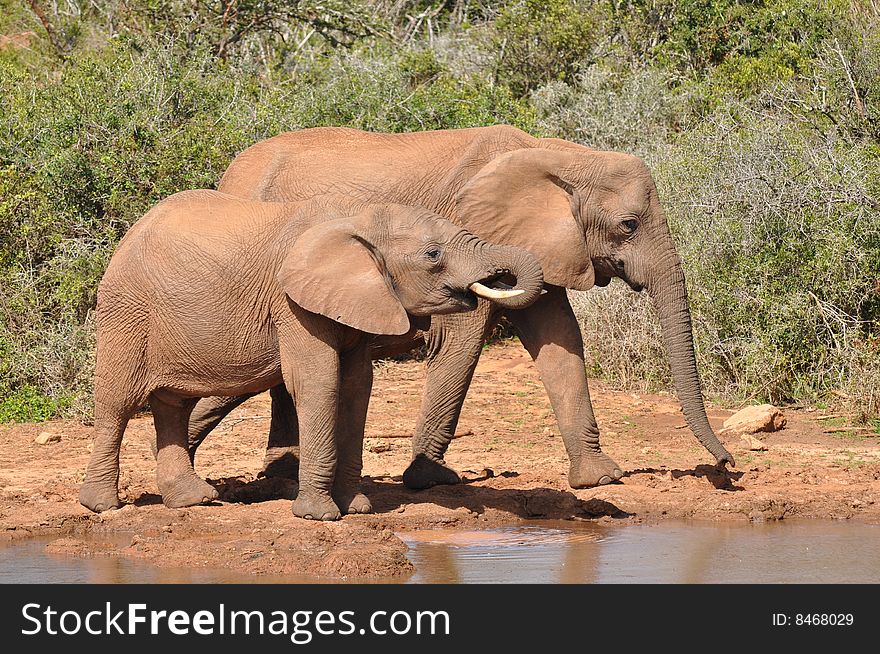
(402, 454, 461, 490)
(158, 473, 219, 509)
(333, 491, 373, 515)
(291, 492, 341, 521)
(258, 446, 300, 479)
(79, 480, 122, 513)
(568, 451, 624, 488)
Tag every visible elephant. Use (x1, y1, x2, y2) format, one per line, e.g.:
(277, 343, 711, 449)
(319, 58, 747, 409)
(183, 124, 736, 491)
(78, 191, 544, 520)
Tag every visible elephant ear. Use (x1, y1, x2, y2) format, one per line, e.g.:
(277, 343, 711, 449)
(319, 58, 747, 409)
(455, 148, 595, 291)
(277, 219, 411, 336)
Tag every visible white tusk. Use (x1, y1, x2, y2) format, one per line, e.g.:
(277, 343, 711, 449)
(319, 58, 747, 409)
(468, 281, 526, 300)
(489, 280, 548, 296)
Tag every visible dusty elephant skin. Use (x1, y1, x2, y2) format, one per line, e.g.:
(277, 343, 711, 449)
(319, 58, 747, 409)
(78, 193, 543, 520)
(187, 125, 735, 491)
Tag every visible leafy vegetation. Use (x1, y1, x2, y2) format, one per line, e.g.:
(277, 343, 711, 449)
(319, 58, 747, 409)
(0, 0, 877, 421)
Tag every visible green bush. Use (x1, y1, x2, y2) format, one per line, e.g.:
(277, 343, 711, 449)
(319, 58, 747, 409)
(490, 0, 606, 97)
(0, 385, 65, 422)
(572, 105, 880, 416)
(1, 0, 878, 422)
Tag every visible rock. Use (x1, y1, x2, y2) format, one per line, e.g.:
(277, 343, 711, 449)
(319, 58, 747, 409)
(740, 434, 768, 451)
(34, 431, 61, 445)
(720, 404, 786, 435)
(367, 442, 392, 454)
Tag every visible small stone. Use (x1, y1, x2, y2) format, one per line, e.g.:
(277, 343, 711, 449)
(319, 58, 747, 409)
(740, 434, 768, 451)
(640, 446, 651, 454)
(367, 442, 392, 453)
(721, 404, 786, 435)
(35, 431, 61, 445)
(162, 525, 173, 533)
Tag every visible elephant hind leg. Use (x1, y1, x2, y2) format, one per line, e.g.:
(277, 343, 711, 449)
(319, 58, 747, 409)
(151, 392, 219, 509)
(184, 393, 257, 464)
(79, 411, 131, 512)
(259, 384, 300, 479)
(80, 343, 147, 512)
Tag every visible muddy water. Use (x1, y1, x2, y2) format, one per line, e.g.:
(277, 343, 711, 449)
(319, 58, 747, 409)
(0, 537, 301, 584)
(399, 520, 880, 583)
(2, 520, 879, 583)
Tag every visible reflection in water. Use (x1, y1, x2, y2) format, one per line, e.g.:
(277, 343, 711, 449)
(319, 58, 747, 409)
(0, 538, 308, 584)
(594, 521, 880, 584)
(400, 521, 880, 584)
(399, 523, 606, 584)
(3, 521, 879, 584)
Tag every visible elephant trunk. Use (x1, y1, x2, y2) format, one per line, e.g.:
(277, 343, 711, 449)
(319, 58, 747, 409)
(473, 243, 544, 311)
(648, 249, 735, 467)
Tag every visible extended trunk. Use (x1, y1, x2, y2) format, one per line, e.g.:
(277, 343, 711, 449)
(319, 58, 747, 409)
(650, 252, 735, 467)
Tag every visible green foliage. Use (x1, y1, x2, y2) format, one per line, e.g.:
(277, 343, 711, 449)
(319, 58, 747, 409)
(658, 110, 880, 408)
(0, 385, 64, 422)
(491, 0, 606, 97)
(1, 0, 878, 421)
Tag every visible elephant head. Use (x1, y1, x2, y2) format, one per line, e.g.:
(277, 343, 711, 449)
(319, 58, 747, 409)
(278, 202, 545, 335)
(456, 147, 734, 467)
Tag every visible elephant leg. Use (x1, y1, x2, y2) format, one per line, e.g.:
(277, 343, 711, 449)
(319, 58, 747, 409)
(506, 286, 623, 488)
(80, 333, 147, 513)
(184, 394, 257, 463)
(403, 304, 496, 490)
(331, 343, 373, 515)
(260, 384, 300, 479)
(279, 320, 342, 521)
(79, 401, 134, 512)
(151, 392, 219, 508)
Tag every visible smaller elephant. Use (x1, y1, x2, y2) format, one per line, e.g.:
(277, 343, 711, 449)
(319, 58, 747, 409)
(79, 191, 543, 520)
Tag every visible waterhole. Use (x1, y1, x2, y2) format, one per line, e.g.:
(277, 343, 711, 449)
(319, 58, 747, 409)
(2, 520, 878, 583)
(399, 520, 880, 583)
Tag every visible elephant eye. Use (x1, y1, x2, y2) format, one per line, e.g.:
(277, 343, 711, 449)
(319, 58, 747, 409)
(621, 218, 639, 234)
(425, 247, 442, 262)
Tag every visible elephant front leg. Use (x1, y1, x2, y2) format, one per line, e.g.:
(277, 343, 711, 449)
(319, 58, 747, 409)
(151, 392, 220, 508)
(403, 307, 495, 490)
(280, 320, 342, 521)
(332, 344, 373, 515)
(507, 286, 623, 488)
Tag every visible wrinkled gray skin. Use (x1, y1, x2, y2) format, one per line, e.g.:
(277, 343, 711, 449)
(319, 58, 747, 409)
(79, 192, 543, 519)
(187, 125, 735, 490)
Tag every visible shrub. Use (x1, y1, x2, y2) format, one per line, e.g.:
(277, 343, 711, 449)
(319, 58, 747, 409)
(490, 0, 606, 97)
(571, 103, 880, 416)
(531, 65, 687, 155)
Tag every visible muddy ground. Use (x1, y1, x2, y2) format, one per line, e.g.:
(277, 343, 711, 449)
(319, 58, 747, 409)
(2, 340, 879, 580)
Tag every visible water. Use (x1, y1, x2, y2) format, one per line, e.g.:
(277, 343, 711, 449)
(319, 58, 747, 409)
(400, 520, 880, 584)
(0, 537, 294, 584)
(2, 520, 878, 583)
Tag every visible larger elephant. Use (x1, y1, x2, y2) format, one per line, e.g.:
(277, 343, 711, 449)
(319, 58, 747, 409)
(186, 125, 735, 490)
(79, 193, 543, 518)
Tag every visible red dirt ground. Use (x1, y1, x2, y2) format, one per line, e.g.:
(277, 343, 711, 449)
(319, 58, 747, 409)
(2, 340, 878, 579)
